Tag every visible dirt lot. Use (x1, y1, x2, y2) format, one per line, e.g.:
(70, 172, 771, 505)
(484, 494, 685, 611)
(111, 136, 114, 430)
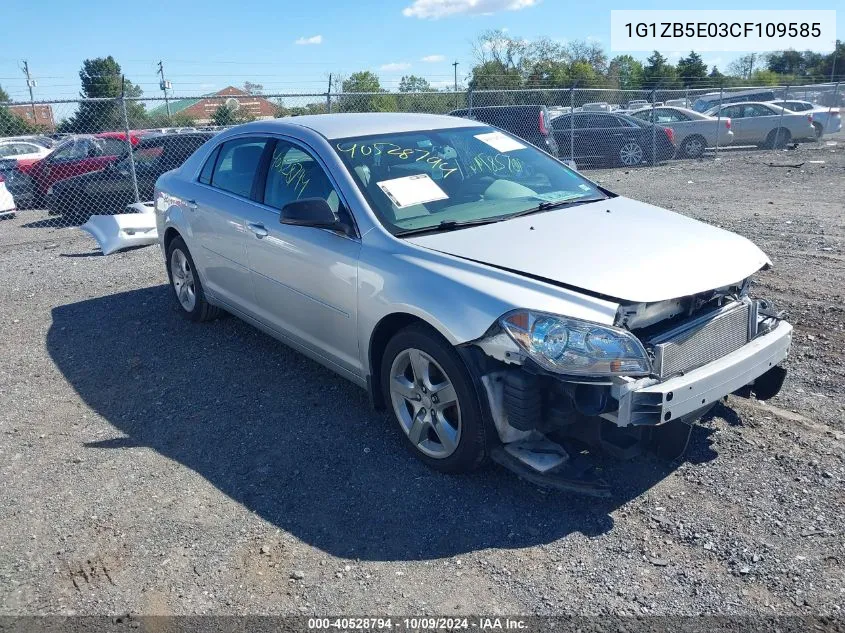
(0, 139, 843, 616)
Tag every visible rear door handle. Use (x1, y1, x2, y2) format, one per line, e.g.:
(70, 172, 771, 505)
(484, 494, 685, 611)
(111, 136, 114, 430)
(247, 222, 268, 238)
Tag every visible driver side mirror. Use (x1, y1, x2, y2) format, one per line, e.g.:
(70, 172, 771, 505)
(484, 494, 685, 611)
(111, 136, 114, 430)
(280, 198, 352, 236)
(87, 146, 100, 158)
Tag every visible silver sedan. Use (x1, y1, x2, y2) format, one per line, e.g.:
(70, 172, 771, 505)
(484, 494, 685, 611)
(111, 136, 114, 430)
(154, 113, 792, 494)
(703, 102, 817, 148)
(629, 106, 734, 158)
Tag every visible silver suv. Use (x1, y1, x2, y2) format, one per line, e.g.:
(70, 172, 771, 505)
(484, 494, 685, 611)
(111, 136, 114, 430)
(154, 113, 792, 494)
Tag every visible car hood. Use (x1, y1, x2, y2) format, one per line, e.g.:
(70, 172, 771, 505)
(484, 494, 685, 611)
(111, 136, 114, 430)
(405, 196, 771, 303)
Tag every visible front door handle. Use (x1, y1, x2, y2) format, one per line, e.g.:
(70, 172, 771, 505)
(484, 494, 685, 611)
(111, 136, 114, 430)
(186, 199, 198, 211)
(247, 222, 268, 238)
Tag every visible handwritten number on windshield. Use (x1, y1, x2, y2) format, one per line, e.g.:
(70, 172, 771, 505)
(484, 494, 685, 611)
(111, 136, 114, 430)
(337, 142, 458, 179)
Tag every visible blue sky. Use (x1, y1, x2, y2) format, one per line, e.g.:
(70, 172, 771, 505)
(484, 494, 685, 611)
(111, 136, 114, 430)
(0, 0, 840, 102)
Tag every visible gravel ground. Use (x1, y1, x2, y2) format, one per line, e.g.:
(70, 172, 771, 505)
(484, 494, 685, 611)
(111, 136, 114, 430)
(0, 138, 843, 617)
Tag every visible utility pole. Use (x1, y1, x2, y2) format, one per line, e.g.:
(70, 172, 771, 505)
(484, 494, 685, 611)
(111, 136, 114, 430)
(21, 60, 37, 122)
(157, 60, 172, 121)
(452, 61, 459, 108)
(327, 73, 332, 114)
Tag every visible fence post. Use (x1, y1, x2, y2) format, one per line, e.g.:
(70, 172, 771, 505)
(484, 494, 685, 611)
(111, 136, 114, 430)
(714, 85, 724, 159)
(825, 82, 840, 138)
(651, 88, 657, 166)
(774, 84, 789, 149)
(468, 86, 473, 116)
(120, 76, 140, 205)
(569, 83, 576, 162)
(684, 85, 689, 108)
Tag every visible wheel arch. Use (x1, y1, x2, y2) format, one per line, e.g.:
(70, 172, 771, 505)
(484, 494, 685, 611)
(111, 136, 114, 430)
(163, 226, 182, 253)
(367, 312, 454, 410)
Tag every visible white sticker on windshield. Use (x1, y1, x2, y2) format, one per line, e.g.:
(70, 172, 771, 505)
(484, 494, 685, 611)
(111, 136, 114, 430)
(474, 131, 526, 153)
(376, 174, 449, 209)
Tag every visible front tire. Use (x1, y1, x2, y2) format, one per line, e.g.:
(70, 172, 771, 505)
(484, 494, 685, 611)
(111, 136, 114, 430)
(381, 324, 488, 473)
(165, 236, 221, 322)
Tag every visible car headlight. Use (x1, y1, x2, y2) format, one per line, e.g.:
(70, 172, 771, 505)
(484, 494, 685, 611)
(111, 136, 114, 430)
(500, 310, 651, 376)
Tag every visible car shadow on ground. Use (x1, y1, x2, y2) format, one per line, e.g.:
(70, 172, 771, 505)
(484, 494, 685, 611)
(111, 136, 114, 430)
(47, 285, 719, 562)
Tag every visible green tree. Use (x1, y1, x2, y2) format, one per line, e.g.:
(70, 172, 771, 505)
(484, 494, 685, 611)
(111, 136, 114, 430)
(398, 75, 431, 92)
(0, 84, 9, 102)
(728, 53, 758, 80)
(338, 71, 397, 112)
(677, 51, 708, 85)
(58, 57, 147, 133)
(749, 69, 781, 86)
(210, 103, 255, 126)
(607, 55, 644, 90)
(642, 51, 680, 89)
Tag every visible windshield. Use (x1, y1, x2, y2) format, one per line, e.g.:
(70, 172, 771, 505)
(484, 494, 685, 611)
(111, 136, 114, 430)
(333, 126, 605, 235)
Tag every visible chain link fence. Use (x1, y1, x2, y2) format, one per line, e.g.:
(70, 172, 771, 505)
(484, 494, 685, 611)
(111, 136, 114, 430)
(0, 82, 841, 230)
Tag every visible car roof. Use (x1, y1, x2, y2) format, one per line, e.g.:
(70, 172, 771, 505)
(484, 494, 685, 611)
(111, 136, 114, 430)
(249, 112, 486, 140)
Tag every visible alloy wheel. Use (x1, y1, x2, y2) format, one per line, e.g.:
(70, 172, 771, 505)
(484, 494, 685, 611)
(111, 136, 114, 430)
(389, 348, 462, 459)
(170, 248, 196, 312)
(620, 142, 644, 166)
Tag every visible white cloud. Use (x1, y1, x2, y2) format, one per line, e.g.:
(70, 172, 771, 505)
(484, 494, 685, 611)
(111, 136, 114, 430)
(403, 0, 539, 20)
(421, 54, 446, 62)
(585, 35, 602, 43)
(666, 51, 684, 61)
(380, 62, 412, 71)
(295, 35, 323, 45)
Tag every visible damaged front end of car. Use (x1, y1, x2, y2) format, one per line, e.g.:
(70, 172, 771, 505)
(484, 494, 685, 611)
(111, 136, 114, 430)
(462, 280, 792, 496)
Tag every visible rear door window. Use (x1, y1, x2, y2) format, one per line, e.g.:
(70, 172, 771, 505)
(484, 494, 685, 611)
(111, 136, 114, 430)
(199, 146, 221, 184)
(210, 138, 268, 198)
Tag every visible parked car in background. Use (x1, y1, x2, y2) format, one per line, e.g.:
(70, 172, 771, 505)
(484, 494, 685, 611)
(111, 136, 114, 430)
(48, 132, 214, 222)
(582, 102, 612, 112)
(771, 100, 841, 137)
(0, 173, 15, 219)
(153, 113, 792, 494)
(448, 105, 559, 156)
(629, 106, 733, 158)
(664, 98, 690, 108)
(0, 139, 53, 162)
(27, 132, 142, 206)
(692, 88, 777, 113)
(703, 102, 816, 148)
(626, 99, 650, 110)
(551, 112, 676, 166)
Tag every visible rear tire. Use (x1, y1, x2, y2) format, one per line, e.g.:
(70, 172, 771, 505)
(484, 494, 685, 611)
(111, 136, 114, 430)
(681, 135, 706, 158)
(812, 122, 823, 140)
(766, 128, 791, 149)
(165, 236, 221, 322)
(381, 323, 488, 473)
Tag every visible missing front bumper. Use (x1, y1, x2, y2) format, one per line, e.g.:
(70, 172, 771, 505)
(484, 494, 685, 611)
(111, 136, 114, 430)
(607, 321, 792, 427)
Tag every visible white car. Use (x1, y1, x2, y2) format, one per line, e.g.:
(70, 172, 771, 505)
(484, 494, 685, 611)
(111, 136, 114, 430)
(0, 140, 52, 162)
(771, 100, 842, 137)
(0, 173, 16, 219)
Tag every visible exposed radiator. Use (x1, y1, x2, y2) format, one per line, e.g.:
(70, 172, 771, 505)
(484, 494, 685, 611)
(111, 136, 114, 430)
(648, 301, 751, 379)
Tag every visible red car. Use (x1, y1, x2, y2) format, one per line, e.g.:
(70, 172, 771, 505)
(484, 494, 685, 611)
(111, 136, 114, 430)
(28, 132, 142, 205)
